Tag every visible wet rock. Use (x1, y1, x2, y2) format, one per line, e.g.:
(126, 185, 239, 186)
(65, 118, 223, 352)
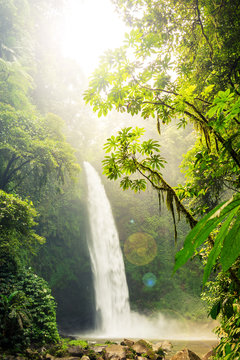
(161, 341, 172, 352)
(170, 348, 201, 360)
(132, 340, 151, 355)
(121, 339, 135, 347)
(81, 356, 91, 360)
(92, 345, 107, 353)
(105, 344, 127, 360)
(55, 357, 82, 360)
(152, 341, 172, 353)
(25, 348, 42, 359)
(67, 346, 85, 357)
(202, 349, 215, 360)
(45, 354, 55, 360)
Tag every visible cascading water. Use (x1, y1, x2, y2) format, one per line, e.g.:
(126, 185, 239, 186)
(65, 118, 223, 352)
(84, 161, 131, 336)
(83, 162, 216, 340)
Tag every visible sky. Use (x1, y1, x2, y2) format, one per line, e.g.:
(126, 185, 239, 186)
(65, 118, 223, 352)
(61, 0, 127, 76)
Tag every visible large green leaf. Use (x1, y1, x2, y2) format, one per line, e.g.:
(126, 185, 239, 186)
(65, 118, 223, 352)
(174, 195, 240, 274)
(174, 201, 228, 272)
(220, 217, 240, 272)
(202, 205, 240, 284)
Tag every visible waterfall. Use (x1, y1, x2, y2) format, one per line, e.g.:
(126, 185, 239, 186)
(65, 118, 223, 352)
(82, 162, 217, 340)
(84, 161, 131, 336)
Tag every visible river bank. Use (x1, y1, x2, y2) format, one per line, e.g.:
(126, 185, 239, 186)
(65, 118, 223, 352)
(0, 337, 218, 360)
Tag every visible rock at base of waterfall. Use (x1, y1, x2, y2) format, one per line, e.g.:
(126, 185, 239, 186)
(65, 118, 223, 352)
(54, 357, 83, 360)
(45, 355, 55, 360)
(121, 339, 135, 347)
(132, 339, 151, 354)
(104, 344, 127, 360)
(137, 356, 148, 360)
(170, 348, 201, 360)
(202, 349, 215, 360)
(81, 356, 91, 360)
(152, 341, 172, 353)
(67, 346, 85, 357)
(92, 345, 107, 353)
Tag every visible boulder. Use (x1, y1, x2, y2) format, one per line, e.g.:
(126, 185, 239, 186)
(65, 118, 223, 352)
(55, 358, 82, 360)
(170, 349, 201, 360)
(152, 341, 172, 353)
(81, 356, 91, 360)
(161, 341, 172, 352)
(92, 345, 107, 353)
(45, 355, 55, 360)
(132, 340, 151, 355)
(121, 339, 135, 347)
(67, 346, 85, 357)
(202, 349, 215, 360)
(105, 344, 127, 360)
(146, 349, 159, 360)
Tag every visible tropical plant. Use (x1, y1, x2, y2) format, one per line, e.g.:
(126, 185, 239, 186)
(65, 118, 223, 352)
(0, 269, 59, 351)
(0, 291, 30, 341)
(85, 0, 240, 357)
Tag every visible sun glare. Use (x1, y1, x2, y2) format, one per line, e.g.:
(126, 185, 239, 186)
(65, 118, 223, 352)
(61, 0, 127, 76)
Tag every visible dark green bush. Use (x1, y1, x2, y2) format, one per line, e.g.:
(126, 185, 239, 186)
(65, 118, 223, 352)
(0, 268, 59, 351)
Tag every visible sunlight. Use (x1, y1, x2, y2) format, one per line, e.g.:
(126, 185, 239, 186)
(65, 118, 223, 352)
(61, 0, 127, 76)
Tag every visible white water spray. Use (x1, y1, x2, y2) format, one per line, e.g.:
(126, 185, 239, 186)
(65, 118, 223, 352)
(84, 161, 131, 336)
(83, 161, 217, 340)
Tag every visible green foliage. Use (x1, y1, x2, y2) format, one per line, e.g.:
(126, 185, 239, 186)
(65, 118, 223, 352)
(102, 126, 196, 239)
(0, 103, 80, 193)
(103, 126, 164, 186)
(0, 269, 59, 351)
(85, 1, 240, 357)
(20, 270, 59, 345)
(0, 290, 31, 346)
(0, 0, 91, 352)
(174, 194, 240, 284)
(202, 268, 240, 360)
(64, 339, 88, 348)
(0, 190, 44, 271)
(214, 303, 240, 360)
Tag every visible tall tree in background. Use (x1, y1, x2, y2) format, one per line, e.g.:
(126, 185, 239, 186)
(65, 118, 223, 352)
(85, 0, 240, 358)
(0, 0, 84, 350)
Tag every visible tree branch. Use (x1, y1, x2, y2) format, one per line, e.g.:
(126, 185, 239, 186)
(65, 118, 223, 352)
(0, 154, 19, 190)
(137, 161, 198, 228)
(139, 99, 240, 168)
(4, 158, 33, 188)
(195, 0, 213, 60)
(133, 76, 212, 105)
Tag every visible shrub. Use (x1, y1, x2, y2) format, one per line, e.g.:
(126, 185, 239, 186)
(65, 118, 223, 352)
(0, 268, 59, 351)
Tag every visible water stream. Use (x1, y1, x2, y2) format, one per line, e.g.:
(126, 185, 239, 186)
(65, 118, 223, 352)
(84, 161, 131, 336)
(83, 161, 217, 340)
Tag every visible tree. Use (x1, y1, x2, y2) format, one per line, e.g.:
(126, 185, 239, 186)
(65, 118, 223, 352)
(84, 0, 240, 267)
(85, 0, 240, 357)
(0, 190, 59, 350)
(102, 126, 197, 239)
(0, 103, 79, 194)
(0, 189, 44, 272)
(0, 290, 30, 347)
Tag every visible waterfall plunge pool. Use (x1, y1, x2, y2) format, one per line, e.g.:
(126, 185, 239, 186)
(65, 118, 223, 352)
(82, 162, 217, 356)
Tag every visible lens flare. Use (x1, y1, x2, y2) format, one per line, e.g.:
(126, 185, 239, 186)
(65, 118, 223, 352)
(124, 232, 157, 266)
(143, 272, 157, 287)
